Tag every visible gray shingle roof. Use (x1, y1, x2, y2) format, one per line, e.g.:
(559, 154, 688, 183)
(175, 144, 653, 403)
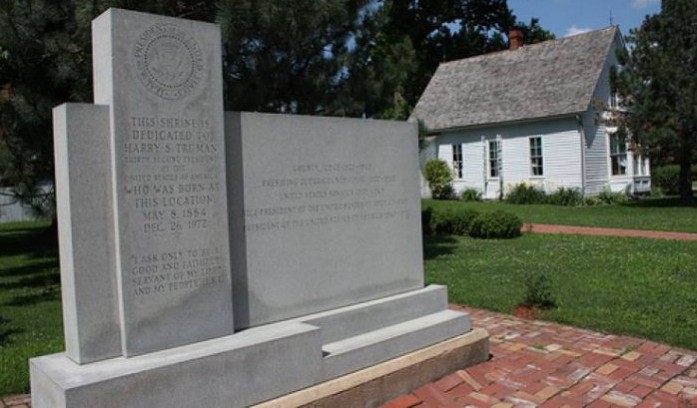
(410, 27, 620, 132)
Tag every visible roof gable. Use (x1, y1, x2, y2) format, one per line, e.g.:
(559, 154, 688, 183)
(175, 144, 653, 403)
(411, 27, 620, 131)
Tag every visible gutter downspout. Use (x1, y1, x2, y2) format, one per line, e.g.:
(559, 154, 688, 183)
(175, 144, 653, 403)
(576, 114, 587, 196)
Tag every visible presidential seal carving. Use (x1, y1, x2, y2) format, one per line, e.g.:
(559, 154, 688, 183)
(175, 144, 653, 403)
(134, 23, 204, 100)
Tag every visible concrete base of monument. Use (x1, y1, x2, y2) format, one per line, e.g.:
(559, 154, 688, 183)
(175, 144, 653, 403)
(29, 285, 477, 408)
(254, 328, 490, 408)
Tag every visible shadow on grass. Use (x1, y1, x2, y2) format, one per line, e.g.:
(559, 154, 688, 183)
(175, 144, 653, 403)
(0, 224, 57, 259)
(623, 196, 697, 208)
(0, 260, 58, 279)
(5, 286, 59, 307)
(423, 235, 459, 260)
(0, 270, 60, 290)
(0, 315, 24, 346)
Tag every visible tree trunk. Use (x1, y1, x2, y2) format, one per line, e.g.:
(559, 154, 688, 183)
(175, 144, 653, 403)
(678, 152, 694, 205)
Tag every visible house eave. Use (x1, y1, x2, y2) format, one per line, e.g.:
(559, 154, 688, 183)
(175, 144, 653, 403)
(425, 112, 585, 136)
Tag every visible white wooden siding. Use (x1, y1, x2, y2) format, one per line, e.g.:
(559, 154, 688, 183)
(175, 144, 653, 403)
(432, 117, 582, 198)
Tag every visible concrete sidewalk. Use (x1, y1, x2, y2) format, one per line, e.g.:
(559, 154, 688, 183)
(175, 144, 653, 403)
(383, 306, 697, 408)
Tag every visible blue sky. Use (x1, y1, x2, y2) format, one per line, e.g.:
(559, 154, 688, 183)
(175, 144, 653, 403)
(508, 0, 661, 38)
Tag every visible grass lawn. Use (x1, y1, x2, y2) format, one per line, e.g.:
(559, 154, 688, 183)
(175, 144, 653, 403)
(425, 233, 697, 350)
(423, 197, 697, 233)
(0, 221, 62, 395)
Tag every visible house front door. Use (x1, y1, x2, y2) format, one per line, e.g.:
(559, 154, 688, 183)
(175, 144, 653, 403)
(484, 137, 502, 199)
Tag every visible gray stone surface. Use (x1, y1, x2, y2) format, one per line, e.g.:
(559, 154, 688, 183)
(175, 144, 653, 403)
(321, 309, 471, 380)
(226, 112, 424, 328)
(92, 9, 233, 355)
(52, 103, 121, 364)
(30, 322, 321, 408)
(298, 285, 450, 344)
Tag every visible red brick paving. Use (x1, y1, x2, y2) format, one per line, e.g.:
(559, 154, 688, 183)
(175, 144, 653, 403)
(4, 306, 697, 408)
(524, 224, 697, 241)
(382, 306, 697, 408)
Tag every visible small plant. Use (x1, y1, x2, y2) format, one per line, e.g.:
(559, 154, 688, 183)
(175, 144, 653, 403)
(469, 211, 522, 239)
(424, 159, 454, 200)
(460, 188, 483, 202)
(505, 183, 546, 204)
(547, 187, 584, 206)
(522, 270, 556, 309)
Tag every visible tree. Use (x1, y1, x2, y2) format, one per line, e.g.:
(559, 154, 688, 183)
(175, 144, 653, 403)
(217, 0, 372, 114)
(615, 0, 697, 204)
(333, 1, 554, 119)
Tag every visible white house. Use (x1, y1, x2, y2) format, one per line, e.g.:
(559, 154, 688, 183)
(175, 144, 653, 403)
(411, 27, 650, 199)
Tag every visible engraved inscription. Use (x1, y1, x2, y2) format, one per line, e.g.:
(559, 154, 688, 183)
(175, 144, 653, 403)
(122, 115, 225, 297)
(134, 23, 204, 100)
(128, 246, 224, 297)
(245, 162, 412, 233)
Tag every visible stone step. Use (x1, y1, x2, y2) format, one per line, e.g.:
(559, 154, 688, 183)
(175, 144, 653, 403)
(299, 285, 451, 344)
(320, 309, 470, 380)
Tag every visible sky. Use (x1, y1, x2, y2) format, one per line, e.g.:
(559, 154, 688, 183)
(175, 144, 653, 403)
(508, 0, 661, 38)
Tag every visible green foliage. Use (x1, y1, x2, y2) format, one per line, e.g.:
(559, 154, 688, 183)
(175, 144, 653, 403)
(460, 188, 482, 202)
(546, 187, 584, 207)
(614, 0, 697, 204)
(504, 183, 546, 204)
(653, 165, 680, 195)
(424, 159, 454, 200)
(437, 209, 479, 236)
(218, 0, 370, 114)
(522, 271, 556, 309)
(596, 189, 629, 205)
(469, 210, 522, 239)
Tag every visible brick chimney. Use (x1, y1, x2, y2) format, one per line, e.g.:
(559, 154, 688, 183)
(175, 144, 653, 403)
(508, 28, 524, 51)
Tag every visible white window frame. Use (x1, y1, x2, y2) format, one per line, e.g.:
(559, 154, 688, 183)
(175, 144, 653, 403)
(529, 136, 543, 177)
(488, 139, 501, 179)
(609, 132, 627, 176)
(452, 144, 463, 179)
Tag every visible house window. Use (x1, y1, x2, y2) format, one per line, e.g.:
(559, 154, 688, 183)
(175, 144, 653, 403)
(530, 137, 543, 176)
(452, 144, 463, 179)
(488, 140, 500, 178)
(609, 133, 627, 175)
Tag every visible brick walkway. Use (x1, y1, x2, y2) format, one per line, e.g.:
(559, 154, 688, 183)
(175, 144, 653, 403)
(5, 307, 697, 408)
(524, 224, 697, 242)
(383, 306, 697, 408)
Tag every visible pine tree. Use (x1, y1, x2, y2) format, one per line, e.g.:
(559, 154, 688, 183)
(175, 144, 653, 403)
(615, 0, 697, 204)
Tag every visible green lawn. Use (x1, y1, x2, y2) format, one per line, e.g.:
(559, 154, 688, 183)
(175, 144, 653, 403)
(0, 221, 62, 395)
(425, 233, 697, 350)
(423, 197, 697, 233)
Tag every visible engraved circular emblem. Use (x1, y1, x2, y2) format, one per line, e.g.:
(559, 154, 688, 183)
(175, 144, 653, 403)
(134, 23, 204, 100)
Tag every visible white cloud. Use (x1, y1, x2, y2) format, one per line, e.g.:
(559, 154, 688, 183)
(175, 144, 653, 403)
(565, 25, 593, 37)
(631, 0, 659, 9)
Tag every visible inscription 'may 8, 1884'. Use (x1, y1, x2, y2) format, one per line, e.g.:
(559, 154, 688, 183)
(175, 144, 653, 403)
(133, 23, 204, 100)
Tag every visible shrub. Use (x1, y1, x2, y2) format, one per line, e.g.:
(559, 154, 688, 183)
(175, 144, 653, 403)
(546, 187, 584, 206)
(460, 188, 482, 202)
(522, 271, 556, 309)
(505, 183, 546, 204)
(427, 208, 479, 235)
(597, 189, 629, 204)
(469, 211, 522, 239)
(450, 209, 480, 235)
(652, 165, 680, 195)
(424, 159, 454, 199)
